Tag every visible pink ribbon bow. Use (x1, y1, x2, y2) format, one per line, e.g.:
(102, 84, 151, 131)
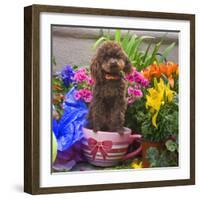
(87, 138, 113, 160)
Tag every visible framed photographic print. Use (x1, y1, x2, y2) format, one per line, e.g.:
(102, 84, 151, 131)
(24, 4, 195, 194)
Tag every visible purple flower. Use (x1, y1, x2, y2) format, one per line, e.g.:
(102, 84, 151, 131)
(61, 65, 74, 87)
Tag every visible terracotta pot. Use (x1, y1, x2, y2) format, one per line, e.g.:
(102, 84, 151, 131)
(142, 140, 164, 168)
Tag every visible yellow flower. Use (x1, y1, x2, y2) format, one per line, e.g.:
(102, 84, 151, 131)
(145, 78, 176, 128)
(165, 83, 176, 102)
(131, 160, 143, 169)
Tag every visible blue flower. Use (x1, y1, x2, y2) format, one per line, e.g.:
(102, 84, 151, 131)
(61, 65, 75, 87)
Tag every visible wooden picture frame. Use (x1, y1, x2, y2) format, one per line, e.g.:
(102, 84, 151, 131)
(24, 4, 195, 194)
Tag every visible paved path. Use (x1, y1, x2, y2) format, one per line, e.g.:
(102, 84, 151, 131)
(52, 26, 178, 73)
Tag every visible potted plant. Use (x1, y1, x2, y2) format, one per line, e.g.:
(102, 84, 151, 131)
(146, 142, 178, 168)
(133, 77, 178, 167)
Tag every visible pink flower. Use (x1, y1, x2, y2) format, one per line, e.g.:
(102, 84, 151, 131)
(125, 68, 149, 88)
(125, 73, 135, 83)
(141, 78, 149, 87)
(134, 84, 141, 89)
(84, 95, 93, 103)
(133, 89, 143, 97)
(74, 91, 81, 100)
(128, 86, 135, 95)
(87, 76, 94, 86)
(73, 68, 88, 83)
(74, 89, 93, 103)
(125, 68, 136, 83)
(127, 96, 135, 105)
(127, 87, 143, 98)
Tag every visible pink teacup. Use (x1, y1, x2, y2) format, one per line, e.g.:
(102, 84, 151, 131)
(82, 127, 142, 167)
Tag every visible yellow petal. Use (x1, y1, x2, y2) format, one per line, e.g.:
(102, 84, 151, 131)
(165, 83, 176, 102)
(152, 112, 158, 128)
(131, 161, 143, 169)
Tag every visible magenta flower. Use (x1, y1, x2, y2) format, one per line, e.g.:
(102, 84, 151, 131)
(128, 87, 143, 97)
(125, 68, 149, 87)
(73, 68, 88, 83)
(127, 86, 143, 105)
(74, 89, 93, 103)
(133, 89, 143, 97)
(141, 78, 149, 87)
(127, 96, 135, 104)
(125, 73, 135, 82)
(74, 91, 81, 100)
(128, 86, 135, 95)
(87, 76, 94, 86)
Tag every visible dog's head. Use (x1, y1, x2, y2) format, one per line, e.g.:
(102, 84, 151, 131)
(90, 41, 132, 83)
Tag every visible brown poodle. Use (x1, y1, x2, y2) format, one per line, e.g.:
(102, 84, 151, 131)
(87, 41, 132, 134)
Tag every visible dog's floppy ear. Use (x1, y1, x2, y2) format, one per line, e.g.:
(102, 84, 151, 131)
(90, 57, 103, 84)
(123, 57, 132, 74)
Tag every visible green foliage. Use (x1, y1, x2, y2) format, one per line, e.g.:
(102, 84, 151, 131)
(125, 97, 146, 132)
(146, 147, 178, 167)
(165, 139, 178, 152)
(104, 159, 133, 170)
(52, 75, 72, 119)
(130, 96, 178, 142)
(93, 29, 176, 71)
(159, 42, 176, 63)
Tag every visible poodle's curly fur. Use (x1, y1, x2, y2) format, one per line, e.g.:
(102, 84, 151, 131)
(87, 41, 132, 134)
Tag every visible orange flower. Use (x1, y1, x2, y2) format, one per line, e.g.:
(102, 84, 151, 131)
(168, 75, 174, 88)
(142, 68, 151, 80)
(150, 64, 161, 78)
(159, 63, 167, 75)
(165, 62, 178, 77)
(142, 61, 178, 85)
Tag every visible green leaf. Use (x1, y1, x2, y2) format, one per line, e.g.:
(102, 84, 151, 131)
(159, 42, 176, 63)
(93, 36, 108, 49)
(147, 33, 168, 64)
(131, 36, 154, 60)
(142, 40, 153, 63)
(115, 29, 121, 43)
(126, 34, 137, 56)
(143, 55, 152, 67)
(146, 147, 159, 167)
(149, 41, 162, 64)
(165, 140, 177, 152)
(52, 132, 57, 163)
(153, 77, 158, 88)
(122, 31, 131, 50)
